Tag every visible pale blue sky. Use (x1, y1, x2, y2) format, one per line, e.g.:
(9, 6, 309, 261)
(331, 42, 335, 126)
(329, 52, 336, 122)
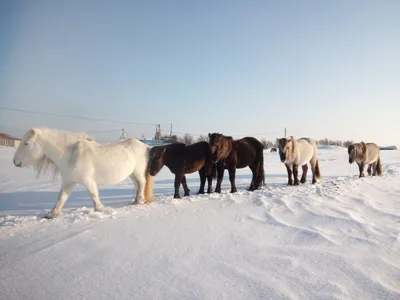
(1, 0, 399, 145)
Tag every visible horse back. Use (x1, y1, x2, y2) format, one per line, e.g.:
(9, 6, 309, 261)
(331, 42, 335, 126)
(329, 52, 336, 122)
(365, 143, 380, 163)
(295, 138, 318, 164)
(165, 142, 211, 173)
(231, 137, 263, 168)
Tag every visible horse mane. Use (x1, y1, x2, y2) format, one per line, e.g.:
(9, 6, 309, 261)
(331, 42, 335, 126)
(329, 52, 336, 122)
(210, 133, 233, 160)
(33, 155, 60, 183)
(31, 127, 95, 182)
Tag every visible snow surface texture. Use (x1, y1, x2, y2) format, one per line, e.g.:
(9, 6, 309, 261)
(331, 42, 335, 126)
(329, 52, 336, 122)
(0, 146, 399, 300)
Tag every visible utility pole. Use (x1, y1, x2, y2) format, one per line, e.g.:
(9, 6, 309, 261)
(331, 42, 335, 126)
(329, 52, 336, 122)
(169, 124, 172, 139)
(284, 127, 287, 138)
(120, 128, 126, 139)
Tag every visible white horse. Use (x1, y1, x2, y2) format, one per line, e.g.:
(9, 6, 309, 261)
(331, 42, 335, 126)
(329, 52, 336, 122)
(13, 127, 154, 219)
(277, 136, 321, 185)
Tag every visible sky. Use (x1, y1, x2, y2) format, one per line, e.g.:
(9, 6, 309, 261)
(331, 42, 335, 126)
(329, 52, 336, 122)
(0, 0, 399, 145)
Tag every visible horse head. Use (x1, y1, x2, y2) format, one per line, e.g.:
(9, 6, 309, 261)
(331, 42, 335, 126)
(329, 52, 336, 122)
(208, 133, 232, 163)
(149, 146, 167, 176)
(347, 144, 356, 164)
(13, 128, 44, 168)
(276, 137, 294, 163)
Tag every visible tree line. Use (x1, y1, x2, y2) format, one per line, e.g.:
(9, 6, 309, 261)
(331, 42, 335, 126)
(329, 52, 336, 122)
(159, 133, 354, 149)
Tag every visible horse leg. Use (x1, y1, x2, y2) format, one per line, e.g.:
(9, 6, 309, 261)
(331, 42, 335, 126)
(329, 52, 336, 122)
(300, 164, 308, 184)
(309, 160, 317, 184)
(358, 162, 365, 178)
(130, 174, 146, 204)
(197, 168, 206, 194)
(129, 174, 141, 204)
(367, 164, 372, 176)
(285, 164, 293, 185)
(173, 171, 184, 199)
(83, 179, 104, 212)
(371, 162, 377, 176)
(182, 175, 190, 197)
(206, 166, 213, 194)
(248, 163, 259, 191)
(44, 182, 75, 219)
(214, 162, 224, 193)
(228, 167, 237, 193)
(293, 164, 300, 185)
(130, 170, 148, 204)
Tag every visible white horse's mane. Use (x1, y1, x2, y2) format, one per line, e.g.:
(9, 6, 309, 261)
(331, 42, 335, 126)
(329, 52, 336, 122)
(31, 128, 95, 182)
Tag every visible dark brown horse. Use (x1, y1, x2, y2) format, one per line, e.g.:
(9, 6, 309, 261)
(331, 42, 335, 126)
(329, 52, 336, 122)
(208, 133, 265, 193)
(148, 141, 216, 199)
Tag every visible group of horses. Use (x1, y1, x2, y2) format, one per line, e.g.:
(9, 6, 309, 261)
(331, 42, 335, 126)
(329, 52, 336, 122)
(12, 127, 383, 219)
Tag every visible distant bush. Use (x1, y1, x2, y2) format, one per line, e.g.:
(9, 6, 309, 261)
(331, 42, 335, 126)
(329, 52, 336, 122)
(196, 135, 209, 143)
(178, 133, 194, 145)
(260, 139, 274, 149)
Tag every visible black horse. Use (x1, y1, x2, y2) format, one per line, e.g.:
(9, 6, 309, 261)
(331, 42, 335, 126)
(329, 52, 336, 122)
(148, 142, 216, 198)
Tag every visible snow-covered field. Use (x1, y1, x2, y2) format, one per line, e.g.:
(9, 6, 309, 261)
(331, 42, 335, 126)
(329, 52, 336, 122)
(1, 145, 399, 300)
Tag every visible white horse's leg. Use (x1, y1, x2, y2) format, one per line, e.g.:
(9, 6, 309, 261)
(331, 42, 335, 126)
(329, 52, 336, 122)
(45, 183, 76, 219)
(83, 179, 104, 212)
(131, 170, 146, 204)
(130, 174, 140, 205)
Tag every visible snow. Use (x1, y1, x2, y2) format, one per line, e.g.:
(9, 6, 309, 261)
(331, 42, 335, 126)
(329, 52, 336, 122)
(0, 146, 399, 300)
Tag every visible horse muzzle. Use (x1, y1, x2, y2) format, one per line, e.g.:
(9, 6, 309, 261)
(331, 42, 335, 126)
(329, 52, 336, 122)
(14, 159, 22, 167)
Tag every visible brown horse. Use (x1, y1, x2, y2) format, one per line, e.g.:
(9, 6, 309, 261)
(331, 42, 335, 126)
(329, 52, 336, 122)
(208, 133, 265, 193)
(148, 141, 216, 198)
(348, 142, 383, 177)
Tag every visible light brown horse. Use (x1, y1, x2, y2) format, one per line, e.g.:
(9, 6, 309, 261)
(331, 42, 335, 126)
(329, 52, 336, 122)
(347, 142, 382, 177)
(277, 136, 321, 185)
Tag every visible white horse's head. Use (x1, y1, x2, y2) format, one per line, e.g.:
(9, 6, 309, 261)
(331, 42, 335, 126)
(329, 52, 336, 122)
(13, 128, 44, 168)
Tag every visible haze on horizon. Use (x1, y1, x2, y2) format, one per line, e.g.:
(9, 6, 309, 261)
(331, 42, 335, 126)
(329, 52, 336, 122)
(0, 0, 399, 146)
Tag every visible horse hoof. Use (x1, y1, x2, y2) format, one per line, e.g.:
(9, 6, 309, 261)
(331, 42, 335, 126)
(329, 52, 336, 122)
(43, 211, 60, 219)
(94, 206, 104, 212)
(42, 214, 56, 220)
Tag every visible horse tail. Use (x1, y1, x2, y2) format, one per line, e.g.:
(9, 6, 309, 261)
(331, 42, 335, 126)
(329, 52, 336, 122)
(376, 156, 383, 176)
(315, 159, 321, 179)
(212, 163, 217, 179)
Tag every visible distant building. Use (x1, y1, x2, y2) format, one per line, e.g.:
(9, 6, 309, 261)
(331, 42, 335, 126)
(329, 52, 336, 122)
(0, 133, 21, 148)
(140, 139, 165, 146)
(379, 145, 397, 150)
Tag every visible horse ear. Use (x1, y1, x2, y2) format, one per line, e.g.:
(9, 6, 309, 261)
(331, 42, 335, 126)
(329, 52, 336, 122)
(208, 133, 211, 138)
(30, 129, 36, 136)
(290, 136, 294, 141)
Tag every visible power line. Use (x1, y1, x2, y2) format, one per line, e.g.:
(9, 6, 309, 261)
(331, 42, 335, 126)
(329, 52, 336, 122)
(86, 129, 122, 134)
(0, 106, 158, 126)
